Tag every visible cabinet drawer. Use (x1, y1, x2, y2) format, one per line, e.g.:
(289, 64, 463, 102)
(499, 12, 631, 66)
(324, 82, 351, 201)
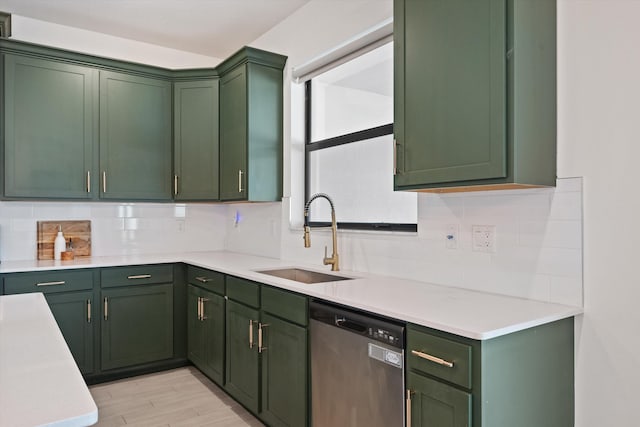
(187, 266, 224, 295)
(101, 264, 173, 288)
(261, 286, 307, 326)
(226, 276, 260, 308)
(4, 269, 94, 294)
(407, 325, 472, 389)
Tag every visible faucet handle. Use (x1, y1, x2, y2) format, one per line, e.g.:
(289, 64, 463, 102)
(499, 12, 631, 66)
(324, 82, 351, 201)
(324, 246, 328, 259)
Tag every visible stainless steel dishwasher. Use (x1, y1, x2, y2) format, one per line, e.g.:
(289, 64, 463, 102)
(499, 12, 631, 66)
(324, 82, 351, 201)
(310, 301, 405, 427)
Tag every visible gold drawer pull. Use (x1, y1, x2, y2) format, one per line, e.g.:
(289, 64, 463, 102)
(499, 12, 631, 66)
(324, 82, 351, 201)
(195, 276, 212, 283)
(36, 281, 66, 287)
(127, 274, 152, 280)
(406, 390, 414, 427)
(411, 350, 454, 368)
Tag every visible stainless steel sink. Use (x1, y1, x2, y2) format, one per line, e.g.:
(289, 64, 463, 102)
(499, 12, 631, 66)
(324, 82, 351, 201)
(255, 268, 352, 284)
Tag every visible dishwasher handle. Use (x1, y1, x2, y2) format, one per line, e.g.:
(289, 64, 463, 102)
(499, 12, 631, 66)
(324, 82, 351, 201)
(335, 316, 368, 334)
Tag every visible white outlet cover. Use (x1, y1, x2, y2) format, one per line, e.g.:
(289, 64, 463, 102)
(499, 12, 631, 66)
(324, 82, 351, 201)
(472, 225, 496, 253)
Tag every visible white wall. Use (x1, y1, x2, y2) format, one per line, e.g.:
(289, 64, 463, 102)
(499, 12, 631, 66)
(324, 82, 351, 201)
(558, 1, 640, 425)
(10, 15, 222, 68)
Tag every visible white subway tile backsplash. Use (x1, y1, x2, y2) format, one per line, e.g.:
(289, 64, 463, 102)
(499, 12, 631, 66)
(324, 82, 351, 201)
(550, 191, 583, 220)
(0, 201, 227, 261)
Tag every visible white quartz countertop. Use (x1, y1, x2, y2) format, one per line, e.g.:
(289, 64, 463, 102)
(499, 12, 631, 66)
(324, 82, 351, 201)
(0, 251, 583, 340)
(0, 293, 98, 427)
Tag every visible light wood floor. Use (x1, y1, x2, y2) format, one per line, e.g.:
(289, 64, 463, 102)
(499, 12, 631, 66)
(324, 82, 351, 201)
(89, 367, 264, 427)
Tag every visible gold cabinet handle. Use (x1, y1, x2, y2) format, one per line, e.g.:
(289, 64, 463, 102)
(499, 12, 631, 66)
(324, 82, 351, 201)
(87, 299, 92, 323)
(393, 139, 398, 175)
(197, 297, 202, 321)
(411, 349, 454, 368)
(174, 174, 179, 196)
(102, 171, 107, 193)
(103, 297, 109, 321)
(258, 323, 269, 353)
(36, 281, 66, 287)
(406, 390, 414, 427)
(127, 274, 152, 280)
(200, 298, 209, 320)
(249, 319, 254, 348)
(238, 169, 243, 193)
(195, 276, 212, 283)
(86, 171, 91, 193)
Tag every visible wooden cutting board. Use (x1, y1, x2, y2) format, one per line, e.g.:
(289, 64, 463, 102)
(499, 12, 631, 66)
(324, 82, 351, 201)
(37, 220, 91, 260)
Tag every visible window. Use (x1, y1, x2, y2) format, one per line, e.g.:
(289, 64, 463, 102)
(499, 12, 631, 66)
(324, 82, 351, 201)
(305, 42, 417, 231)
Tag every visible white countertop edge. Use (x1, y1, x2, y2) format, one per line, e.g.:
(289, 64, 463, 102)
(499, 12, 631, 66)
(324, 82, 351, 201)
(0, 251, 584, 341)
(46, 411, 98, 427)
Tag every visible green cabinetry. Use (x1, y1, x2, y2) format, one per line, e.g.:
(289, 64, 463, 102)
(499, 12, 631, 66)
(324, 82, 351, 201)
(187, 267, 225, 384)
(406, 317, 574, 427)
(100, 265, 174, 370)
(174, 79, 220, 200)
(259, 288, 308, 427)
(225, 277, 261, 413)
(223, 275, 309, 426)
(3, 54, 97, 199)
(394, 0, 556, 192)
(3, 269, 96, 374)
(99, 71, 172, 200)
(218, 48, 286, 202)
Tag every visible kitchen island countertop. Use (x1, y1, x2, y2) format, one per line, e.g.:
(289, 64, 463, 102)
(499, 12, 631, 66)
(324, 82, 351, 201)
(0, 293, 98, 427)
(0, 251, 583, 340)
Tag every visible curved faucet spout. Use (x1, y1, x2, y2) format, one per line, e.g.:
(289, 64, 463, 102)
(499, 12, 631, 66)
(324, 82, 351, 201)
(303, 193, 340, 271)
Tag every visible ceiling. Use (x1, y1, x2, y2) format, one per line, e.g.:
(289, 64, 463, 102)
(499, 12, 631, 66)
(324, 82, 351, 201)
(0, 0, 312, 59)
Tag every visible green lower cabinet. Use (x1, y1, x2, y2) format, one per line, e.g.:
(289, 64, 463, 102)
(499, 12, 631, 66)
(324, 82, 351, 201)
(45, 291, 95, 375)
(408, 372, 471, 427)
(101, 283, 174, 370)
(259, 313, 307, 427)
(187, 284, 225, 385)
(225, 299, 260, 413)
(407, 318, 574, 427)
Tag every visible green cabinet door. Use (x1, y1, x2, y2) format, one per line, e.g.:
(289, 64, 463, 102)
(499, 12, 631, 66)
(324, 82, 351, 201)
(174, 80, 219, 200)
(219, 66, 248, 201)
(99, 71, 172, 200)
(45, 291, 95, 375)
(187, 285, 225, 385)
(225, 299, 260, 413)
(259, 313, 307, 427)
(4, 54, 97, 198)
(394, 0, 506, 189)
(101, 283, 174, 370)
(408, 371, 471, 427)
(218, 48, 285, 202)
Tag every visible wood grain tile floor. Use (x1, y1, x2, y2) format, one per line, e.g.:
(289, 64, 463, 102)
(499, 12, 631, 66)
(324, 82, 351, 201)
(89, 367, 264, 427)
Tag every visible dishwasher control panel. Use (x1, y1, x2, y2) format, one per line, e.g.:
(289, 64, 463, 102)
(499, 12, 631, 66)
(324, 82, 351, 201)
(369, 327, 402, 347)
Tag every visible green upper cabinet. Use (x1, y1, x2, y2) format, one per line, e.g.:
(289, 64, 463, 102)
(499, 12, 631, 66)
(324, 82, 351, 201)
(99, 70, 172, 200)
(3, 54, 97, 199)
(394, 0, 556, 192)
(218, 48, 286, 202)
(174, 79, 220, 201)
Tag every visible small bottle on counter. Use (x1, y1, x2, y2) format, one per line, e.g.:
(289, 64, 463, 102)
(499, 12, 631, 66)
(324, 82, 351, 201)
(54, 225, 65, 261)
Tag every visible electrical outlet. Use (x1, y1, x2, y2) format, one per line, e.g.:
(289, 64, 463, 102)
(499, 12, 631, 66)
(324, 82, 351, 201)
(472, 225, 496, 253)
(446, 224, 459, 249)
